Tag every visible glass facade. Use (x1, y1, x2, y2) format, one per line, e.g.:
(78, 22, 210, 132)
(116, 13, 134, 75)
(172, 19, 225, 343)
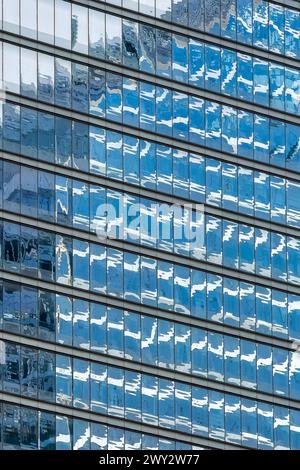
(0, 0, 300, 451)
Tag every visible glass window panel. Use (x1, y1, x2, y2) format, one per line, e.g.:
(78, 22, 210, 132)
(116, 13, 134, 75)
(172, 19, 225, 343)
(239, 224, 255, 273)
(285, 9, 300, 59)
(73, 121, 89, 172)
(38, 0, 54, 43)
(21, 107, 38, 159)
(91, 363, 107, 414)
(21, 285, 38, 337)
(123, 19, 139, 69)
(125, 370, 141, 422)
(39, 412, 55, 450)
(3, 104, 20, 154)
(91, 423, 107, 450)
(206, 216, 222, 265)
(205, 0, 220, 36)
(253, 0, 268, 49)
(208, 332, 224, 382)
(158, 319, 174, 369)
(3, 43, 20, 94)
(106, 15, 122, 64)
(2, 404, 21, 450)
(208, 389, 224, 440)
(3, 0, 19, 34)
(38, 231, 55, 282)
(256, 286, 272, 335)
(108, 367, 124, 418)
(71, 4, 88, 54)
(222, 106, 237, 155)
(254, 58, 269, 106)
(38, 53, 54, 104)
(205, 101, 221, 150)
(106, 73, 122, 123)
(73, 180, 89, 230)
(241, 340, 257, 389)
(223, 277, 239, 327)
(290, 409, 300, 450)
(89, 126, 106, 176)
(237, 0, 252, 45)
(90, 243, 106, 294)
(205, 45, 220, 93)
(289, 294, 300, 341)
(73, 419, 90, 450)
(141, 256, 157, 307)
(206, 158, 221, 207)
(38, 171, 55, 222)
(123, 135, 139, 185)
(174, 323, 190, 374)
(257, 344, 272, 394)
(89, 9, 105, 60)
(269, 4, 284, 55)
(270, 176, 286, 225)
(21, 346, 38, 399)
(254, 171, 270, 220)
(38, 350, 55, 402)
(158, 261, 174, 311)
(221, 0, 236, 40)
(21, 48, 37, 99)
(225, 395, 241, 445)
(123, 77, 139, 128)
(72, 63, 88, 113)
(175, 382, 191, 433)
(139, 24, 155, 74)
(241, 398, 257, 448)
(90, 302, 106, 354)
(237, 53, 253, 102)
(3, 222, 20, 273)
(258, 402, 273, 450)
(274, 406, 289, 449)
(55, 0, 71, 49)
(271, 232, 287, 282)
(142, 374, 158, 426)
(55, 176, 72, 227)
(192, 387, 208, 436)
(272, 290, 288, 339)
(55, 235, 72, 286)
(56, 294, 72, 346)
(238, 111, 253, 159)
(107, 307, 124, 358)
(223, 220, 238, 270)
(140, 82, 156, 132)
(3, 342, 20, 394)
(56, 416, 72, 450)
(3, 281, 20, 334)
(38, 113, 55, 162)
(191, 328, 207, 377)
(54, 58, 71, 109)
(207, 274, 223, 323)
(21, 225, 38, 278)
(56, 354, 72, 406)
(156, 87, 172, 137)
(270, 64, 285, 111)
(156, 30, 171, 78)
(189, 40, 204, 88)
(286, 124, 300, 173)
(255, 228, 271, 278)
(224, 335, 240, 386)
(73, 239, 89, 289)
(3, 161, 20, 214)
(270, 120, 285, 168)
(189, 153, 205, 203)
(38, 291, 55, 342)
(221, 49, 236, 97)
(240, 282, 255, 331)
(73, 359, 90, 410)
(159, 379, 175, 429)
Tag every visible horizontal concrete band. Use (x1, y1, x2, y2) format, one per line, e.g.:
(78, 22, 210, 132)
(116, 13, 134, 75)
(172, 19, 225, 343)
(1, 32, 300, 128)
(0, 270, 294, 352)
(1, 209, 300, 295)
(5, 93, 300, 185)
(1, 329, 300, 412)
(0, 393, 245, 450)
(68, 0, 300, 68)
(1, 151, 300, 239)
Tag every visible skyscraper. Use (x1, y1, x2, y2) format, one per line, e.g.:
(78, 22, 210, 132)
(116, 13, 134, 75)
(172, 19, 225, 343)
(0, 0, 300, 450)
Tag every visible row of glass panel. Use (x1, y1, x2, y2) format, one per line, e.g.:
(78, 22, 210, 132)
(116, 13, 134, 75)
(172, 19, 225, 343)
(1, 279, 299, 399)
(1, 221, 300, 341)
(2, 160, 300, 284)
(95, 0, 300, 59)
(1, 339, 300, 449)
(0, 402, 204, 450)
(3, 0, 300, 59)
(3, 42, 300, 172)
(3, 104, 300, 228)
(3, 0, 300, 114)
